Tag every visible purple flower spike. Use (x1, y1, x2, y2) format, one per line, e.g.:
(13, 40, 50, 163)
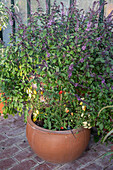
(75, 94, 81, 101)
(86, 22, 91, 31)
(68, 72, 72, 78)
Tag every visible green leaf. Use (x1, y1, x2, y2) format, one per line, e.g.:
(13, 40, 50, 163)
(56, 67, 59, 72)
(99, 123, 103, 130)
(29, 50, 33, 56)
(20, 51, 25, 57)
(15, 47, 18, 52)
(48, 118, 51, 129)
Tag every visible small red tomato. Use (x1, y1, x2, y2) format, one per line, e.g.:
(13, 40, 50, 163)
(61, 126, 64, 130)
(59, 91, 63, 94)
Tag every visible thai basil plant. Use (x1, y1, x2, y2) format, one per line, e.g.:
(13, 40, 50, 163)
(0, 1, 113, 138)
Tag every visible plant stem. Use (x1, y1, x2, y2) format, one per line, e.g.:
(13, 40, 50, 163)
(98, 105, 113, 117)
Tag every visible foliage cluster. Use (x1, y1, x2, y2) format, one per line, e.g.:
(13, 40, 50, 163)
(0, 1, 113, 136)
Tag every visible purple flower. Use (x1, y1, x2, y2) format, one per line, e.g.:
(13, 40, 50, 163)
(99, 85, 103, 89)
(47, 52, 50, 57)
(48, 20, 52, 26)
(68, 72, 72, 78)
(102, 79, 105, 84)
(45, 62, 48, 67)
(69, 64, 74, 70)
(80, 58, 84, 63)
(68, 64, 74, 78)
(96, 37, 101, 41)
(82, 46, 86, 50)
(86, 22, 91, 31)
(86, 28, 90, 31)
(87, 22, 91, 28)
(75, 94, 81, 101)
(74, 83, 78, 87)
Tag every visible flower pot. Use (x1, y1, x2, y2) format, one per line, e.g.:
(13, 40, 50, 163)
(0, 93, 4, 115)
(26, 112, 91, 163)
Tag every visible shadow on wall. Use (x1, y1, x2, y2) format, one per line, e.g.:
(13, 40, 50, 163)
(105, 1, 113, 16)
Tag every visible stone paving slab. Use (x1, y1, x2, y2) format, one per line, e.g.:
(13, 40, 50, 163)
(0, 114, 112, 170)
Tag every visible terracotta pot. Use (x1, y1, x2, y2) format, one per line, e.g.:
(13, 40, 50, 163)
(0, 93, 4, 115)
(26, 112, 90, 163)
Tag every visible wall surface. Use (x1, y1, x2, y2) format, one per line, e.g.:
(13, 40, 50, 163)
(77, 0, 95, 11)
(105, 0, 113, 16)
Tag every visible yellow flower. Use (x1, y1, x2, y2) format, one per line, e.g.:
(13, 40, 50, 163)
(82, 106, 86, 111)
(36, 110, 39, 114)
(33, 89, 37, 94)
(26, 88, 32, 94)
(41, 91, 43, 95)
(0, 26, 2, 31)
(64, 91, 66, 95)
(81, 113, 84, 117)
(83, 122, 91, 129)
(45, 113, 47, 116)
(80, 102, 83, 105)
(88, 113, 90, 117)
(33, 117, 37, 122)
(71, 112, 73, 116)
(33, 112, 37, 117)
(19, 65, 21, 69)
(30, 86, 32, 89)
(33, 95, 36, 98)
(65, 108, 69, 113)
(81, 98, 84, 100)
(20, 71, 22, 76)
(82, 121, 88, 128)
(29, 93, 32, 98)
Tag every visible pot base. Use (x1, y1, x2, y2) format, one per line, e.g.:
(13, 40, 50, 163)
(26, 112, 91, 163)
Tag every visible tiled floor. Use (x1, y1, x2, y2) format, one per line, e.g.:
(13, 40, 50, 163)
(0, 114, 112, 170)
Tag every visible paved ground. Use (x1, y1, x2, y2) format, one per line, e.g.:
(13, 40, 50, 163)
(0, 114, 112, 170)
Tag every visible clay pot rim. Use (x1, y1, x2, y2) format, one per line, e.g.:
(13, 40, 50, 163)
(27, 111, 85, 135)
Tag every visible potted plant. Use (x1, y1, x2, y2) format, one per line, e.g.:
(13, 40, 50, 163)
(0, 1, 9, 115)
(0, 1, 113, 163)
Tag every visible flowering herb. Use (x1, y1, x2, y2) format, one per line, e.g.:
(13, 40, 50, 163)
(0, 1, 113, 137)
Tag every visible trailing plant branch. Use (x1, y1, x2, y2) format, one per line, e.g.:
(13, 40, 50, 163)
(98, 105, 113, 117)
